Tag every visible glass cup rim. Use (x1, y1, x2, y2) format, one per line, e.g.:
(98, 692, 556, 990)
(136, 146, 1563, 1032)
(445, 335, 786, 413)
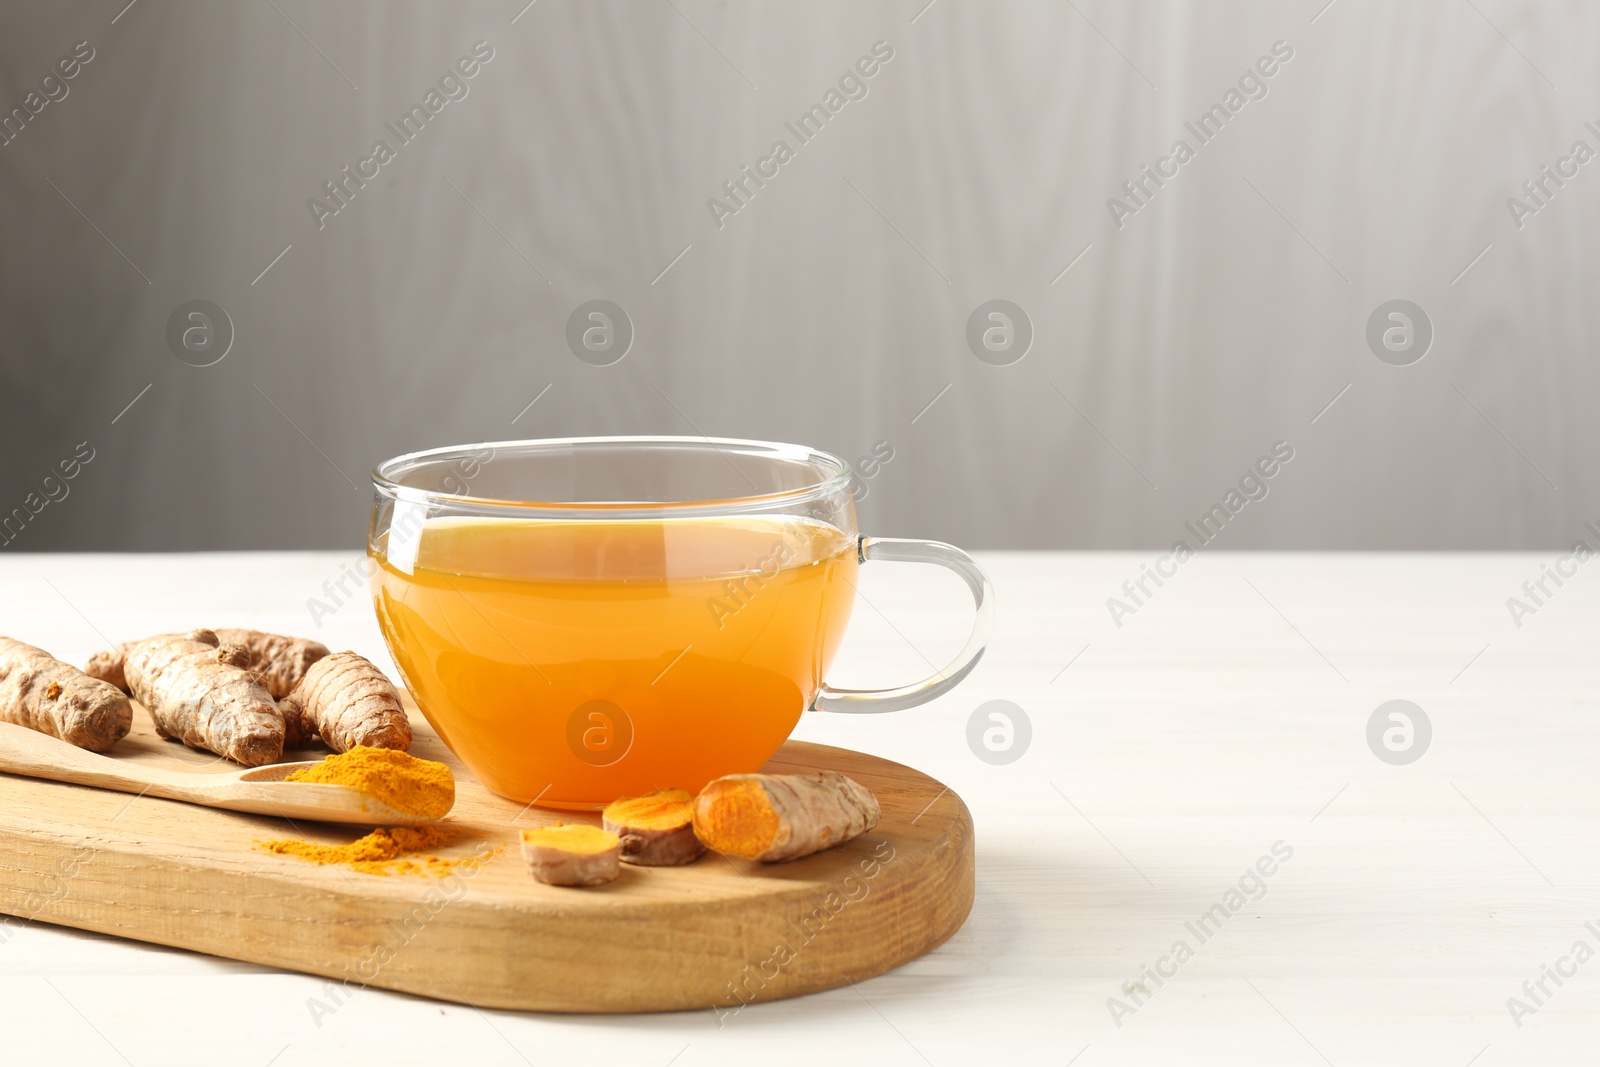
(371, 435, 856, 517)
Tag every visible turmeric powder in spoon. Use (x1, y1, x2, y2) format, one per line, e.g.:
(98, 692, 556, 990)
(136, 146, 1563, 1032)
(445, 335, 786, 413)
(284, 745, 455, 821)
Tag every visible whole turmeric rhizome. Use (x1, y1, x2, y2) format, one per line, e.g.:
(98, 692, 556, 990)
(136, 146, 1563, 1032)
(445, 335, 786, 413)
(84, 629, 410, 766)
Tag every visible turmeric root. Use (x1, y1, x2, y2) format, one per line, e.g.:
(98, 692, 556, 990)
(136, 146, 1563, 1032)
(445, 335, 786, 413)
(602, 789, 705, 866)
(83, 642, 132, 692)
(124, 630, 284, 766)
(214, 629, 329, 698)
(694, 771, 880, 862)
(0, 636, 133, 751)
(520, 825, 621, 886)
(278, 652, 411, 752)
(87, 629, 329, 699)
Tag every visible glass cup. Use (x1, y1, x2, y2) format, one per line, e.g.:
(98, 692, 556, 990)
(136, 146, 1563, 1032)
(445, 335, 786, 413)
(368, 436, 991, 809)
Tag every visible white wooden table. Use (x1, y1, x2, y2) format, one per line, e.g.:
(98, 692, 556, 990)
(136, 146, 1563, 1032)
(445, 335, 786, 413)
(1, 551, 1593, 1065)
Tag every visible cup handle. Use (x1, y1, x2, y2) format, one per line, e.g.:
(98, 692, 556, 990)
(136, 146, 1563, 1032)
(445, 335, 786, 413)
(812, 536, 993, 714)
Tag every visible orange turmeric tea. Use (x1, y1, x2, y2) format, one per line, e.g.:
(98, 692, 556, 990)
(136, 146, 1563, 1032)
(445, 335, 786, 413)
(371, 515, 858, 808)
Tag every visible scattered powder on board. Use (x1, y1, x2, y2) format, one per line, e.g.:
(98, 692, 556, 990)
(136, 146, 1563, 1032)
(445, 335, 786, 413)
(258, 824, 477, 876)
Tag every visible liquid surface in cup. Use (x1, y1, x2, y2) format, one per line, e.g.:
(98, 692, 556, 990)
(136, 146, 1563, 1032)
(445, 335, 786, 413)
(371, 514, 858, 808)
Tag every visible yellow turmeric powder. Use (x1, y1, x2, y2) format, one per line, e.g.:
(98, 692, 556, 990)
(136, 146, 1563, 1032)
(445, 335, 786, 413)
(258, 824, 472, 876)
(284, 745, 455, 820)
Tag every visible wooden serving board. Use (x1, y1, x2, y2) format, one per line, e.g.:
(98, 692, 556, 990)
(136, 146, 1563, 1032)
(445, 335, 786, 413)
(0, 700, 974, 1013)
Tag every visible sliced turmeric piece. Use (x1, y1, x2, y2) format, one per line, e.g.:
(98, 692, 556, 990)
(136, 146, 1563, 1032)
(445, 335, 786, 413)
(602, 788, 705, 866)
(88, 628, 330, 699)
(279, 651, 411, 752)
(694, 771, 881, 862)
(124, 629, 284, 767)
(520, 824, 621, 886)
(0, 636, 133, 751)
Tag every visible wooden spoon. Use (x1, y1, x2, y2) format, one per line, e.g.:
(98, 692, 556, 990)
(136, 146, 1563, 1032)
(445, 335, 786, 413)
(0, 722, 443, 825)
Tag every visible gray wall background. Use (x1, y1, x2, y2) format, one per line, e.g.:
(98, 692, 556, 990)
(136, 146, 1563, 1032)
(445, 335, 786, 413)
(2, 0, 1595, 552)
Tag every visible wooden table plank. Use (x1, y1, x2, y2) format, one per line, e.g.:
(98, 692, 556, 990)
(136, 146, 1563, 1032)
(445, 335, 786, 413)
(2, 551, 1595, 1065)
